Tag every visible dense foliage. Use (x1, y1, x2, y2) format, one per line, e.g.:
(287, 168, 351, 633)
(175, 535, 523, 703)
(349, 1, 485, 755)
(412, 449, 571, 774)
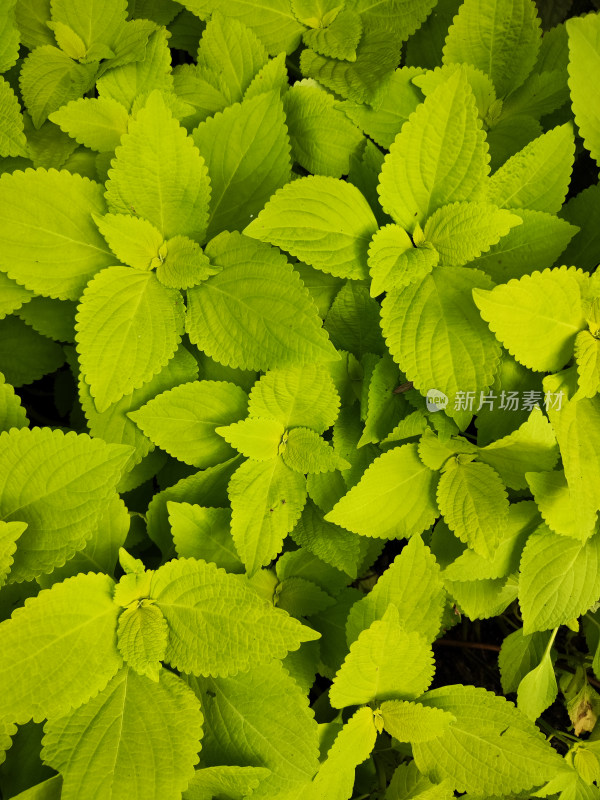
(2, 0, 600, 797)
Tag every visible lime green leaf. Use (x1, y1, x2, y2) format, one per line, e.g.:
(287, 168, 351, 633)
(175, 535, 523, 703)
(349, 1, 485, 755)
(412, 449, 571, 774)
(326, 443, 438, 539)
(216, 417, 286, 461)
(248, 365, 340, 433)
(367, 224, 438, 296)
(487, 124, 575, 213)
(473, 267, 587, 372)
(19, 46, 96, 128)
(105, 91, 211, 241)
(412, 685, 561, 795)
(47, 20, 87, 59)
(517, 632, 558, 721)
(477, 406, 559, 489)
(437, 459, 509, 559)
(197, 12, 267, 104)
(381, 267, 501, 425)
(284, 83, 363, 178)
(0, 427, 131, 582)
(468, 208, 578, 284)
(15, 0, 53, 50)
(172, 64, 228, 129)
(567, 13, 600, 168)
(303, 9, 363, 61)
(0, 0, 19, 73)
(245, 175, 377, 280)
(442, 0, 541, 98)
(345, 0, 437, 40)
(386, 761, 454, 800)
(50, 0, 127, 52)
(49, 97, 129, 152)
(379, 700, 456, 743)
(93, 213, 163, 270)
(330, 604, 435, 708)
(229, 457, 308, 575)
(0, 572, 122, 723)
(17, 296, 76, 342)
(423, 201, 522, 267)
(184, 767, 269, 800)
(150, 557, 318, 675)
(0, 316, 65, 387)
(0, 520, 26, 587)
(0, 77, 26, 157)
(0, 168, 114, 300)
(519, 525, 600, 633)
(359, 354, 411, 446)
(42, 667, 202, 800)
(417, 428, 478, 472)
(282, 427, 346, 473)
(275, 576, 334, 618)
(168, 502, 243, 573)
(193, 91, 291, 239)
(341, 66, 424, 149)
(0, 273, 32, 321)
(116, 601, 168, 681)
(75, 267, 185, 412)
(156, 235, 217, 289)
(291, 500, 367, 577)
(324, 282, 386, 358)
(446, 574, 518, 619)
(0, 371, 28, 432)
(378, 69, 488, 233)
(190, 661, 319, 798)
(345, 533, 446, 645)
(499, 627, 553, 693)
(575, 330, 600, 399)
(310, 706, 377, 800)
(186, 232, 338, 370)
(129, 380, 248, 468)
(526, 469, 588, 540)
(412, 62, 498, 119)
(245, 51, 289, 99)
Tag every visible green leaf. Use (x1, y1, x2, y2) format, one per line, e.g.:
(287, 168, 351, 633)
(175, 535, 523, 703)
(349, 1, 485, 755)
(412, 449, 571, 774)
(381, 267, 501, 426)
(184, 767, 269, 800)
(359, 355, 412, 446)
(245, 175, 377, 280)
(190, 661, 319, 798)
(15, 0, 54, 50)
(487, 124, 575, 213)
(50, 0, 127, 52)
(526, 469, 587, 540)
(228, 457, 308, 575)
(379, 700, 456, 743)
(42, 667, 202, 800)
(303, 9, 362, 61)
(367, 225, 439, 297)
(324, 282, 386, 358)
(284, 83, 363, 178)
(0, 168, 114, 300)
(0, 76, 26, 157)
(474, 266, 587, 372)
(446, 574, 518, 619)
(193, 91, 291, 239)
(168, 502, 243, 573)
(417, 428, 478, 472)
(150, 557, 319, 675)
(19, 46, 97, 127)
(499, 627, 553, 693)
(105, 90, 211, 241)
(517, 631, 558, 721)
(49, 97, 129, 152)
(156, 235, 217, 289)
(17, 296, 76, 343)
(75, 267, 185, 412)
(442, 0, 541, 98)
(567, 13, 600, 168)
(0, 427, 131, 582)
(345, 0, 437, 40)
(0, 520, 26, 587)
(217, 417, 286, 461)
(437, 459, 509, 559)
(329, 604, 435, 708)
(477, 406, 559, 489)
(0, 572, 122, 723)
(412, 685, 561, 795)
(519, 525, 600, 633)
(386, 761, 454, 800)
(0, 273, 32, 321)
(129, 380, 248, 468)
(282, 427, 346, 473)
(326, 443, 439, 539)
(423, 201, 522, 267)
(186, 232, 338, 370)
(0, 0, 19, 73)
(310, 706, 377, 800)
(93, 213, 164, 270)
(0, 316, 65, 387)
(248, 365, 340, 433)
(378, 69, 488, 233)
(346, 533, 446, 645)
(0, 371, 28, 432)
(575, 329, 600, 399)
(172, 64, 228, 129)
(244, 51, 289, 99)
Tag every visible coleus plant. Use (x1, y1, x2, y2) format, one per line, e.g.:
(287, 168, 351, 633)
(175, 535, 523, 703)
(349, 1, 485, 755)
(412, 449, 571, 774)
(2, 0, 600, 798)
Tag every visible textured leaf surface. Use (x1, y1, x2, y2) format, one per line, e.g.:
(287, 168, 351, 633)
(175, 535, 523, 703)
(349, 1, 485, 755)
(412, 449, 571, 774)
(186, 232, 338, 370)
(94, 213, 163, 271)
(0, 573, 122, 723)
(379, 700, 456, 743)
(49, 97, 130, 152)
(168, 502, 242, 573)
(0, 428, 130, 581)
(330, 604, 435, 708)
(0, 169, 114, 300)
(0, 76, 26, 158)
(575, 330, 600, 399)
(42, 667, 202, 800)
(0, 316, 65, 388)
(50, 0, 127, 51)
(245, 175, 377, 280)
(568, 13, 600, 168)
(473, 267, 587, 372)
(291, 500, 366, 578)
(0, 372, 28, 433)
(499, 627, 553, 693)
(217, 417, 285, 461)
(378, 70, 488, 233)
(326, 444, 439, 539)
(282, 427, 345, 474)
(517, 642, 557, 721)
(105, 91, 211, 241)
(193, 91, 291, 239)
(150, 557, 318, 675)
(129, 380, 248, 468)
(0, 520, 26, 587)
(116, 601, 168, 681)
(76, 267, 185, 412)
(368, 225, 438, 296)
(184, 766, 269, 800)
